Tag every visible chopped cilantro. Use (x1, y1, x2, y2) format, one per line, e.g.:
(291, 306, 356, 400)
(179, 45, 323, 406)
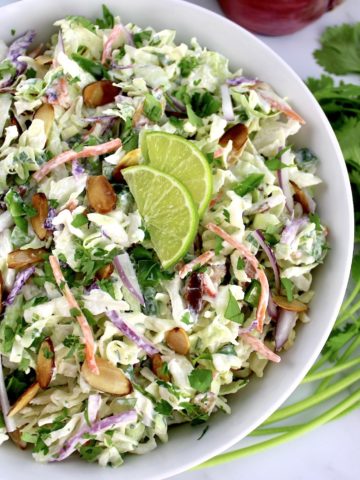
(26, 68, 37, 79)
(224, 290, 244, 324)
(214, 235, 223, 255)
(95, 4, 115, 29)
(191, 91, 221, 118)
(71, 53, 109, 80)
(133, 29, 152, 48)
(281, 278, 294, 302)
(188, 369, 213, 393)
(179, 56, 199, 77)
(71, 213, 88, 228)
(186, 102, 203, 127)
(266, 146, 291, 170)
(155, 399, 173, 416)
(143, 93, 162, 122)
(217, 343, 237, 355)
(309, 212, 322, 231)
(223, 208, 230, 222)
(237, 257, 245, 270)
(234, 173, 264, 197)
(244, 279, 261, 307)
(79, 442, 103, 462)
(181, 311, 191, 325)
(70, 307, 81, 318)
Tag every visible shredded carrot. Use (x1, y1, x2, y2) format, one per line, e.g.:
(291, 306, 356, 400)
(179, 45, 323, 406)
(49, 256, 99, 375)
(206, 223, 269, 332)
(240, 332, 281, 363)
(102, 24, 124, 64)
(179, 250, 215, 279)
(33, 138, 121, 182)
(202, 273, 217, 298)
(209, 191, 224, 209)
(256, 89, 305, 125)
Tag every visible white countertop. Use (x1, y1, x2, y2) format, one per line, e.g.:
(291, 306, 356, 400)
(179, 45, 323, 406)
(0, 0, 359, 479)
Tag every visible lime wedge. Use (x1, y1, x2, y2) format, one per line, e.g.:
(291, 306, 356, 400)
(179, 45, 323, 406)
(144, 132, 212, 217)
(122, 165, 199, 269)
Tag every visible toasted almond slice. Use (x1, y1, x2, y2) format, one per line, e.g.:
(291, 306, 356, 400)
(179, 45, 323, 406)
(87, 175, 117, 214)
(7, 248, 47, 270)
(35, 54, 52, 65)
(83, 80, 120, 108)
(8, 382, 40, 417)
(151, 353, 170, 382)
(36, 337, 55, 389)
(219, 123, 248, 150)
(96, 263, 114, 280)
(165, 327, 190, 355)
(34, 103, 54, 138)
(30, 193, 49, 240)
(112, 149, 141, 183)
(0, 271, 3, 315)
(8, 429, 27, 450)
(272, 295, 308, 313)
(81, 357, 132, 396)
(290, 181, 311, 214)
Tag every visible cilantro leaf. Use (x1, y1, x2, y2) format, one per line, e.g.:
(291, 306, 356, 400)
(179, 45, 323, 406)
(186, 102, 203, 127)
(281, 278, 294, 302)
(71, 214, 88, 228)
(234, 173, 264, 197)
(71, 54, 109, 80)
(335, 117, 360, 169)
(191, 91, 221, 118)
(188, 369, 212, 392)
(143, 93, 162, 122)
(224, 291, 244, 324)
(179, 56, 199, 77)
(314, 23, 360, 75)
(155, 399, 173, 416)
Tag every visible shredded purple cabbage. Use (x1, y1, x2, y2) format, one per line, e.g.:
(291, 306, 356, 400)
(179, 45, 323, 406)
(0, 30, 36, 88)
(5, 266, 35, 306)
(53, 410, 137, 462)
(46, 87, 58, 103)
(252, 229, 280, 292)
(44, 207, 57, 232)
(106, 310, 158, 356)
(71, 159, 85, 177)
(113, 253, 145, 305)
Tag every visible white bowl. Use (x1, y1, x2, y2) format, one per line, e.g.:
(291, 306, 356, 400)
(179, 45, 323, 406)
(0, 0, 354, 479)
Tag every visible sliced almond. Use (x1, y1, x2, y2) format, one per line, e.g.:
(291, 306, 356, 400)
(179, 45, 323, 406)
(290, 181, 311, 214)
(7, 248, 47, 270)
(35, 54, 52, 66)
(219, 123, 248, 150)
(83, 80, 120, 108)
(165, 327, 190, 355)
(8, 429, 27, 450)
(96, 263, 114, 280)
(87, 175, 117, 214)
(151, 353, 170, 382)
(272, 295, 308, 313)
(0, 271, 3, 315)
(81, 357, 132, 396)
(34, 103, 54, 138)
(36, 337, 55, 389)
(112, 149, 141, 183)
(8, 382, 40, 417)
(30, 193, 49, 240)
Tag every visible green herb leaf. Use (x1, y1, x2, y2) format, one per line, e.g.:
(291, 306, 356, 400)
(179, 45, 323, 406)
(244, 279, 261, 307)
(191, 91, 221, 118)
(179, 56, 199, 77)
(234, 173, 264, 197)
(133, 30, 152, 48)
(71, 214, 88, 228)
(188, 369, 213, 392)
(237, 257, 245, 270)
(181, 311, 191, 325)
(224, 291, 244, 324)
(186, 102, 203, 127)
(143, 93, 162, 122)
(96, 4, 115, 29)
(71, 53, 109, 80)
(281, 278, 294, 302)
(314, 23, 360, 75)
(155, 399, 173, 416)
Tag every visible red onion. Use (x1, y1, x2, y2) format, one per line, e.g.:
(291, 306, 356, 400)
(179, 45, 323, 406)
(0, 211, 13, 233)
(244, 194, 281, 215)
(275, 309, 297, 351)
(0, 355, 16, 433)
(227, 76, 259, 87)
(44, 207, 57, 232)
(5, 266, 35, 306)
(267, 292, 278, 319)
(106, 310, 158, 356)
(277, 168, 294, 213)
(0, 30, 36, 88)
(71, 159, 85, 177)
(252, 229, 280, 292)
(219, 0, 343, 36)
(281, 217, 309, 245)
(220, 84, 235, 122)
(53, 410, 137, 462)
(113, 253, 145, 306)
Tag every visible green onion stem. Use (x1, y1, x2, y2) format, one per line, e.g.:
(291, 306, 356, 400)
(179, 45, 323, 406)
(194, 389, 360, 469)
(339, 281, 360, 315)
(315, 334, 360, 393)
(263, 369, 360, 425)
(249, 424, 301, 436)
(308, 350, 333, 373)
(336, 299, 360, 326)
(302, 357, 360, 383)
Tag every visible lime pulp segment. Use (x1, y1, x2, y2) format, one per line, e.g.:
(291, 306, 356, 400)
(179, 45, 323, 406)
(144, 132, 213, 217)
(122, 165, 199, 269)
